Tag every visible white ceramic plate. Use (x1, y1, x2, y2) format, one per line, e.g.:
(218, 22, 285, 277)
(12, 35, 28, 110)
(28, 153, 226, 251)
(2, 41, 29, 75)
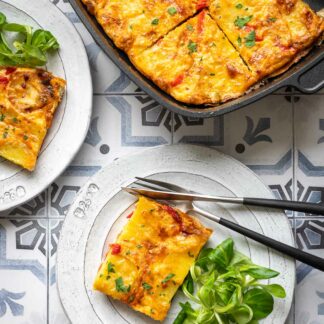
(0, 0, 92, 211)
(57, 145, 295, 324)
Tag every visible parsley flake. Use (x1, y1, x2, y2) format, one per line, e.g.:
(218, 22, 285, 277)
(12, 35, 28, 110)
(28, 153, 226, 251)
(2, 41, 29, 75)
(142, 282, 152, 290)
(244, 30, 256, 48)
(234, 15, 253, 29)
(237, 36, 242, 46)
(188, 40, 197, 54)
(151, 18, 159, 25)
(107, 262, 115, 273)
(0, 114, 5, 121)
(268, 17, 277, 22)
(115, 277, 131, 293)
(167, 7, 177, 16)
(162, 273, 175, 284)
(23, 135, 28, 140)
(236, 3, 243, 9)
(186, 24, 194, 31)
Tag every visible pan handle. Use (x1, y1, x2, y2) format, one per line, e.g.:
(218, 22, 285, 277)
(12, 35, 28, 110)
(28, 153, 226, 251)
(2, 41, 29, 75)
(282, 53, 324, 94)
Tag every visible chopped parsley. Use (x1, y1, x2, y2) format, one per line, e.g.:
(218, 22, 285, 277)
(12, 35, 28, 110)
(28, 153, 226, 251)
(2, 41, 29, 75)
(106, 275, 111, 280)
(129, 24, 133, 30)
(128, 295, 135, 303)
(126, 250, 131, 255)
(268, 17, 277, 22)
(244, 30, 256, 48)
(237, 36, 242, 46)
(2, 131, 8, 139)
(23, 135, 28, 140)
(234, 15, 253, 28)
(235, 3, 243, 9)
(151, 18, 159, 25)
(12, 117, 18, 123)
(188, 40, 197, 53)
(167, 7, 177, 16)
(136, 244, 143, 249)
(162, 273, 175, 284)
(142, 282, 152, 290)
(107, 262, 115, 273)
(115, 277, 130, 293)
(186, 24, 194, 31)
(209, 73, 215, 76)
(0, 114, 5, 121)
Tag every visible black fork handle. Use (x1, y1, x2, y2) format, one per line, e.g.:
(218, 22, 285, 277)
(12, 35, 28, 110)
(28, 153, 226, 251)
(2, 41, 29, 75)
(219, 217, 324, 271)
(243, 197, 324, 215)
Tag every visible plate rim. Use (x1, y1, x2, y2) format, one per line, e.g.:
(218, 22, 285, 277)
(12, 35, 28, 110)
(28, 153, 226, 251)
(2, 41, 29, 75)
(0, 0, 93, 211)
(57, 144, 296, 324)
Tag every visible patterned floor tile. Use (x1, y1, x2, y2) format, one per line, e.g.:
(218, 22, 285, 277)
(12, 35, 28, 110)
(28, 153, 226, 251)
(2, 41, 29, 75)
(172, 113, 224, 146)
(49, 176, 84, 218)
(292, 215, 324, 324)
(0, 191, 47, 218)
(221, 95, 293, 166)
(71, 95, 172, 167)
(295, 95, 324, 217)
(48, 220, 70, 324)
(0, 219, 47, 323)
(295, 95, 324, 167)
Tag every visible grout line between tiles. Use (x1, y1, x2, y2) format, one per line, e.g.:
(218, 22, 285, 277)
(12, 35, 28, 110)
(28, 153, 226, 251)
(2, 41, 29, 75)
(291, 95, 296, 324)
(46, 188, 50, 324)
(171, 112, 174, 144)
(46, 218, 50, 324)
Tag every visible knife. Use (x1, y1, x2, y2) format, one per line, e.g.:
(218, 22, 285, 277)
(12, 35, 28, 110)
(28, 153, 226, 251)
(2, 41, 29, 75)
(122, 187, 324, 215)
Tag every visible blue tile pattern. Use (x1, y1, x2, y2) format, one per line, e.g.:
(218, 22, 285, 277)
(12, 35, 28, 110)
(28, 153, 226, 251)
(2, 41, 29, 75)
(0, 1, 323, 323)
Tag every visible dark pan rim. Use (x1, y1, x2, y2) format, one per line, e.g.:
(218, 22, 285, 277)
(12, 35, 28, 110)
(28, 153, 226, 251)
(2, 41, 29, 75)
(70, 0, 324, 118)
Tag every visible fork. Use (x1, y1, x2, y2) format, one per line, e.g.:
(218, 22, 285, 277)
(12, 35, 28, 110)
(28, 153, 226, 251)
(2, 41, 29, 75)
(124, 177, 324, 272)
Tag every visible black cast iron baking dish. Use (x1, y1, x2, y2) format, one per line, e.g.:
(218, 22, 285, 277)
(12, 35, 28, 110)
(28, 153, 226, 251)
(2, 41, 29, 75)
(70, 0, 324, 118)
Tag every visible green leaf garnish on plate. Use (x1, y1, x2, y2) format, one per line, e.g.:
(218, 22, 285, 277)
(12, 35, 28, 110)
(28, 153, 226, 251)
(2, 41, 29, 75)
(0, 12, 59, 67)
(173, 238, 286, 324)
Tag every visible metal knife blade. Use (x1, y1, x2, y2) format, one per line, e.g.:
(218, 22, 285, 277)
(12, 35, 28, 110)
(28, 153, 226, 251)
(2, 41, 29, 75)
(122, 187, 243, 203)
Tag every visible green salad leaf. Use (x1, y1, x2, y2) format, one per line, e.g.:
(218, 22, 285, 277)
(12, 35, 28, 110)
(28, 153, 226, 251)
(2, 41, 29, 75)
(173, 238, 286, 324)
(0, 12, 59, 67)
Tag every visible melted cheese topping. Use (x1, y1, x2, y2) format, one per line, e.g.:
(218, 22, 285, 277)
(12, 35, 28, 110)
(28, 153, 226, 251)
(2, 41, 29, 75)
(85, 0, 323, 104)
(209, 0, 298, 78)
(277, 0, 324, 50)
(133, 11, 256, 104)
(0, 68, 65, 171)
(93, 196, 212, 321)
(95, 0, 201, 58)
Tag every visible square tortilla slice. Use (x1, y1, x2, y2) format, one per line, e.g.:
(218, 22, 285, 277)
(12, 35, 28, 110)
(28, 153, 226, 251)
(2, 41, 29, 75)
(95, 0, 206, 58)
(277, 0, 324, 51)
(132, 10, 256, 105)
(93, 196, 212, 321)
(209, 0, 297, 78)
(0, 68, 65, 171)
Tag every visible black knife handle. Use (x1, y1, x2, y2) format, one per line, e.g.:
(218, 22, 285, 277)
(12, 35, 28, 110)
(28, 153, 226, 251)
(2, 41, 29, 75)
(243, 197, 324, 215)
(219, 217, 324, 271)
